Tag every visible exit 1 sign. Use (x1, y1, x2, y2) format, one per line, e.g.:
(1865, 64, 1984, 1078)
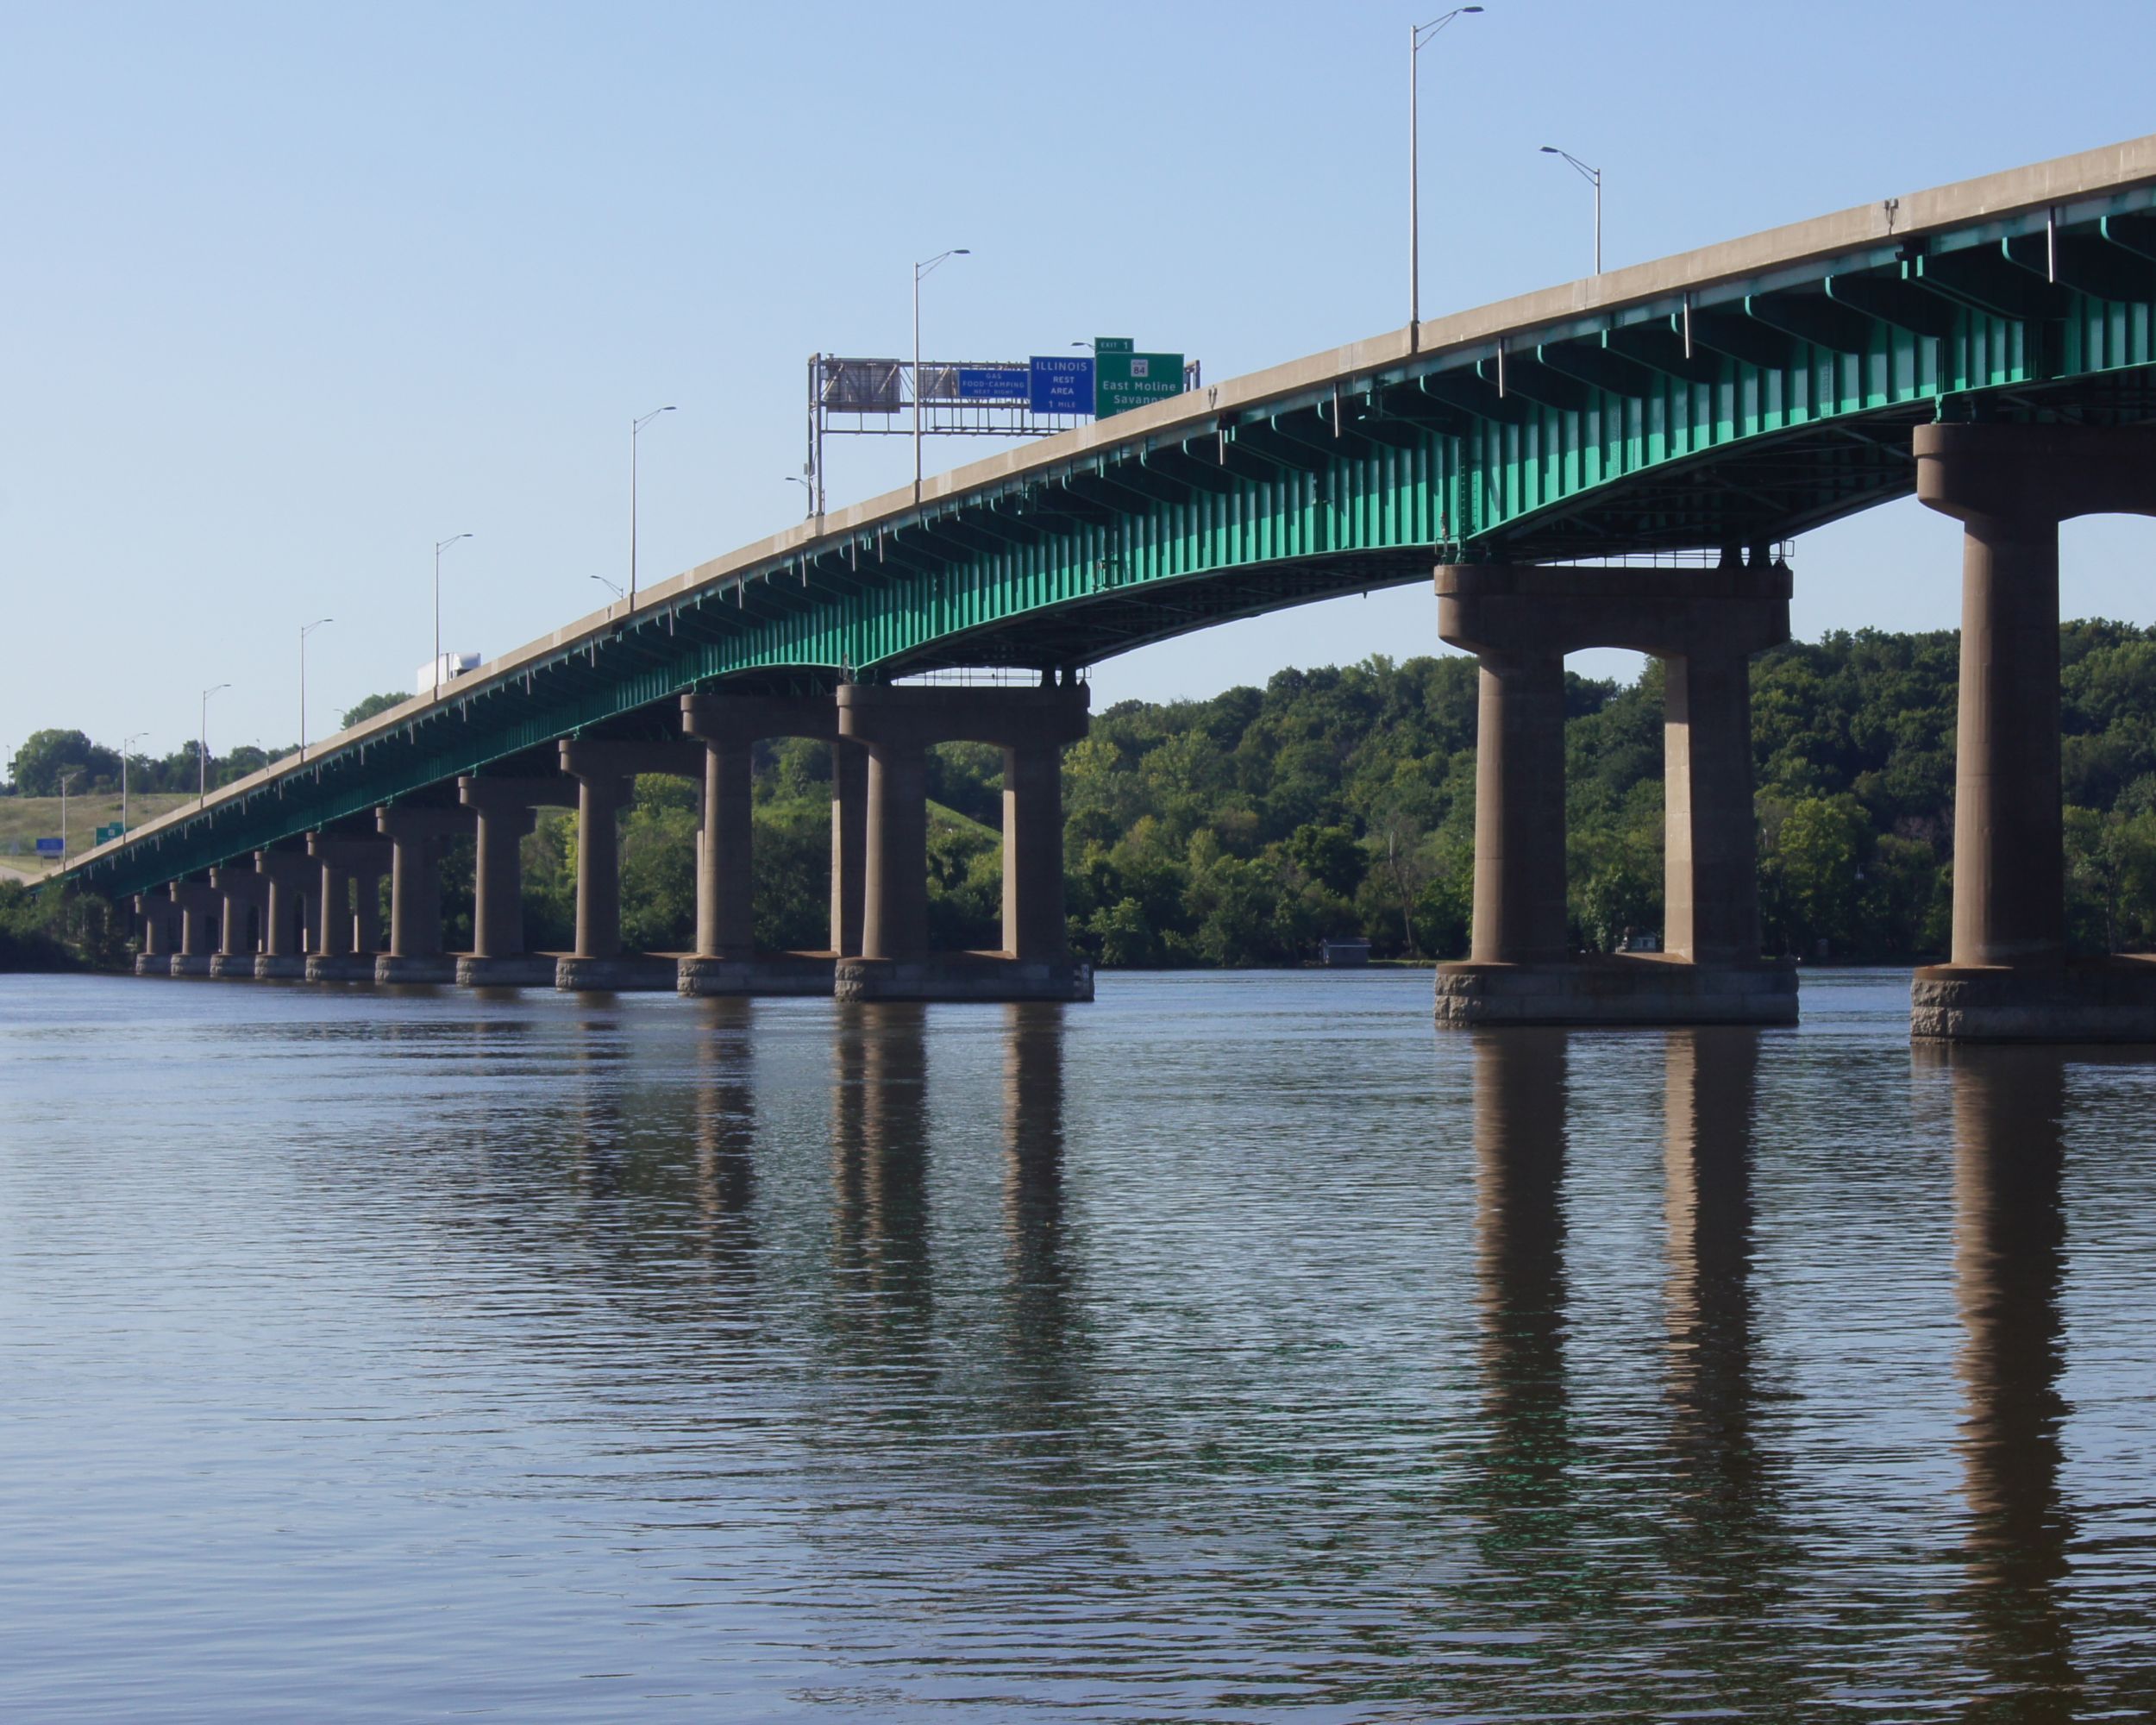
(1093, 338, 1184, 418)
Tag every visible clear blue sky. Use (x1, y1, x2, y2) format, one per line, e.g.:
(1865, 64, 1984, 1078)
(5, 0, 2155, 768)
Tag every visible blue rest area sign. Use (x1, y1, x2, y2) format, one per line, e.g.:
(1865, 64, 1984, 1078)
(1028, 354, 1094, 415)
(956, 366, 1030, 402)
(35, 837, 63, 856)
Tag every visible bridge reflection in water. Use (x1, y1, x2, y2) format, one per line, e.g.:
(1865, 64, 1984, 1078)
(1457, 1026, 2096, 1715)
(63, 973, 2149, 1715)
(1937, 1044, 2080, 1716)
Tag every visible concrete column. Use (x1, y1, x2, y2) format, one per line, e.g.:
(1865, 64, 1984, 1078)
(1001, 739, 1066, 961)
(572, 773, 623, 959)
(310, 835, 395, 963)
(472, 811, 525, 958)
(467, 800, 538, 959)
(388, 831, 442, 958)
(697, 738, 754, 960)
(1912, 424, 2156, 992)
(317, 864, 352, 957)
(454, 777, 573, 974)
(1664, 646, 1761, 965)
(371, 807, 471, 981)
(213, 873, 259, 957)
(1470, 649, 1570, 965)
(862, 737, 931, 963)
(174, 886, 209, 957)
(259, 856, 308, 958)
(831, 740, 868, 957)
(140, 897, 168, 957)
(835, 681, 1091, 999)
(1951, 514, 2065, 968)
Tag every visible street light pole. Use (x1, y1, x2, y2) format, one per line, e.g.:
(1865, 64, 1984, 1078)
(121, 731, 145, 833)
(299, 618, 332, 762)
(199, 684, 229, 806)
(1539, 145, 1603, 274)
(630, 405, 675, 605)
(1410, 8, 1484, 345)
(60, 770, 79, 864)
(433, 534, 472, 699)
(912, 248, 969, 503)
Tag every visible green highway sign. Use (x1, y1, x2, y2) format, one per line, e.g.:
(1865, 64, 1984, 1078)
(1093, 337, 1183, 418)
(96, 823, 125, 844)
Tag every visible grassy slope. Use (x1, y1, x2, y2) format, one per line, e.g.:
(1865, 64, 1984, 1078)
(0, 793, 195, 877)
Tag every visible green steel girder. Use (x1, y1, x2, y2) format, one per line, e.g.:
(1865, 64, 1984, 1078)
(72, 187, 2156, 898)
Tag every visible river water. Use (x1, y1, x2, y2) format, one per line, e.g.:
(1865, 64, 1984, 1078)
(3, 969, 2154, 1721)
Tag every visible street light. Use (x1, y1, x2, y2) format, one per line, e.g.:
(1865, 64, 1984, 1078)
(630, 405, 675, 605)
(199, 684, 230, 806)
(59, 769, 79, 864)
(298, 618, 332, 762)
(121, 731, 145, 834)
(1409, 7, 1484, 342)
(784, 474, 815, 517)
(591, 574, 624, 603)
(433, 533, 473, 699)
(1539, 145, 1603, 275)
(913, 248, 970, 501)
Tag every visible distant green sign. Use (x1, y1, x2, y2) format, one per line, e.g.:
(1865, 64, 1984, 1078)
(1093, 337, 1184, 418)
(96, 823, 125, 844)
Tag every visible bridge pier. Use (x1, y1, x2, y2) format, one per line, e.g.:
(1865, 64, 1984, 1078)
(375, 805, 473, 983)
(1912, 423, 2156, 1039)
(165, 881, 218, 975)
(133, 894, 175, 975)
(454, 777, 570, 987)
(556, 738, 705, 991)
(676, 693, 844, 997)
(832, 734, 868, 963)
(207, 865, 263, 978)
(306, 835, 392, 980)
(254, 850, 313, 978)
(1433, 561, 1796, 1026)
(834, 681, 1094, 1002)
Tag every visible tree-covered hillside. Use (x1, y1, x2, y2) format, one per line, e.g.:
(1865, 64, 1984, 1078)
(22, 627, 2156, 969)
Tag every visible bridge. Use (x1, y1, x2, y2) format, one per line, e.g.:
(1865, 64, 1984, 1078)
(64, 134, 2156, 1037)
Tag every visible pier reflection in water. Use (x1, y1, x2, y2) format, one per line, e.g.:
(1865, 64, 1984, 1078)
(5, 971, 2156, 1720)
(1940, 1044, 2078, 1718)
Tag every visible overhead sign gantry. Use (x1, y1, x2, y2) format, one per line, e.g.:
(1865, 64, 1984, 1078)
(804, 339, 1194, 515)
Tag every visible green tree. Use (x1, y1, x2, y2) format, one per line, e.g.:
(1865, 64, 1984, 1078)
(339, 692, 408, 731)
(10, 730, 122, 796)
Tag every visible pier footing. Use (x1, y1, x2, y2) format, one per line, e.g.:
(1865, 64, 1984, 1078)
(456, 955, 560, 988)
(555, 954, 680, 993)
(208, 955, 254, 980)
(134, 954, 164, 976)
(1434, 955, 1797, 1026)
(1911, 957, 2156, 1042)
(677, 953, 837, 997)
(169, 956, 212, 978)
(834, 954, 1094, 1003)
(376, 956, 457, 985)
(305, 956, 377, 982)
(254, 955, 305, 980)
